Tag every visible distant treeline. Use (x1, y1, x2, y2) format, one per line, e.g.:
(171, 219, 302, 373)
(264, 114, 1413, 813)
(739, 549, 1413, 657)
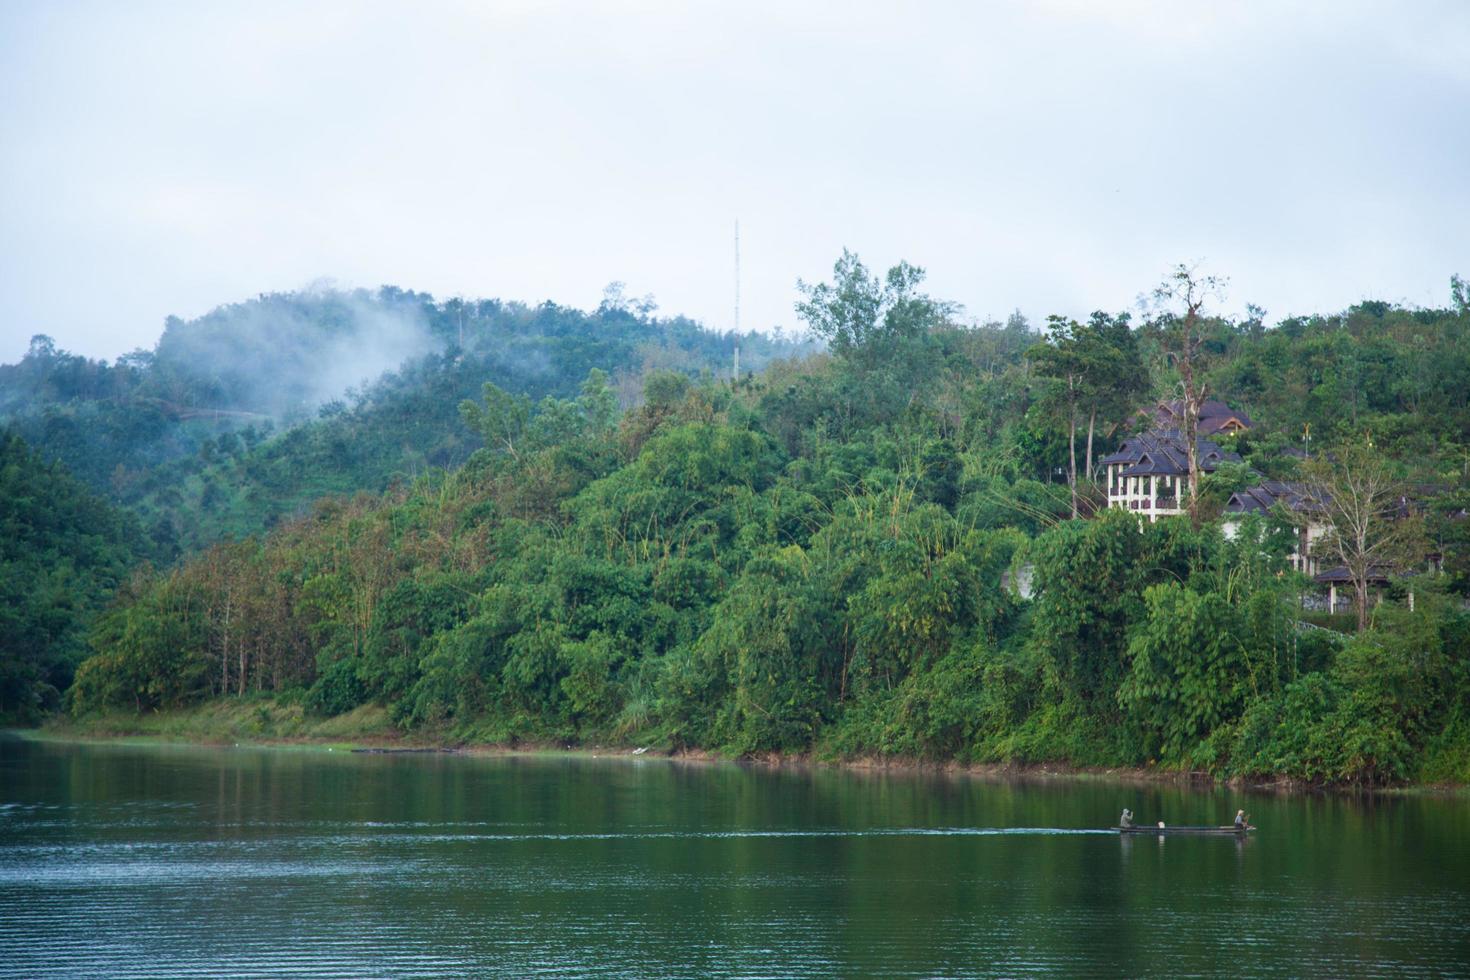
(9, 261, 1470, 782)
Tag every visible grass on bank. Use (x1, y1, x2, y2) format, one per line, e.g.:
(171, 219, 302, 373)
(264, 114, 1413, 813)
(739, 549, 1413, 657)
(38, 690, 1470, 790)
(50, 698, 401, 746)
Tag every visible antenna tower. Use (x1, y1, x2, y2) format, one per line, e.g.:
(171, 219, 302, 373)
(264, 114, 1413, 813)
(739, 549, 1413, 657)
(733, 219, 741, 381)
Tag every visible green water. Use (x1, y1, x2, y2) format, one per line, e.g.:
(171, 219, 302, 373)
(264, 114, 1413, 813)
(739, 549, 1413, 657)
(1, 736, 1466, 978)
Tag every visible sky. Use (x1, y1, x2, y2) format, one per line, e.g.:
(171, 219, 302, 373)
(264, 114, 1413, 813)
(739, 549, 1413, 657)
(2, 0, 1467, 363)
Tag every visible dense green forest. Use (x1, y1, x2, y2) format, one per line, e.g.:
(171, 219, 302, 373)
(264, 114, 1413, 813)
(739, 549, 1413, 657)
(2, 285, 802, 555)
(0, 432, 142, 722)
(9, 261, 1470, 784)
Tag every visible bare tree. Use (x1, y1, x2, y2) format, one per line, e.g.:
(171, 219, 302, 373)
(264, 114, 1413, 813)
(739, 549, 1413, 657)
(1153, 264, 1227, 524)
(1305, 441, 1424, 632)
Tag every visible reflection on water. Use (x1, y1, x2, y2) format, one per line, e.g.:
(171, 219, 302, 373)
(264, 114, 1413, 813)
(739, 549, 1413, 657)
(1, 736, 1466, 978)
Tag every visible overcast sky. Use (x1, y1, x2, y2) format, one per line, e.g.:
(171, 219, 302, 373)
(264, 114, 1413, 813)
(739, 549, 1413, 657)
(2, 0, 1467, 363)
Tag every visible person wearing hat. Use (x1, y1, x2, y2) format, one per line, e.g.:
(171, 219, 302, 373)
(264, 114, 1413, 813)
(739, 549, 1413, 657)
(1234, 809, 1248, 829)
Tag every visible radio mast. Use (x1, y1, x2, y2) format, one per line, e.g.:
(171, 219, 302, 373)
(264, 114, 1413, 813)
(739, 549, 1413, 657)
(733, 220, 741, 382)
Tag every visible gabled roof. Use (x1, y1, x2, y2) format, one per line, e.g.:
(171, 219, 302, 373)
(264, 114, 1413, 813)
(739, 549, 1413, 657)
(1225, 481, 1327, 516)
(1149, 399, 1253, 434)
(1199, 416, 1251, 436)
(1101, 429, 1242, 477)
(1123, 453, 1178, 477)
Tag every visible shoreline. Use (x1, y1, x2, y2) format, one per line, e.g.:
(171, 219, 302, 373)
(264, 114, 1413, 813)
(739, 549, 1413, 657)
(14, 710, 1467, 797)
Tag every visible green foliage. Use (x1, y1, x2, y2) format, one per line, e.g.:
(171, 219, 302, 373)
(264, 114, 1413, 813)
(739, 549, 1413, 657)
(68, 570, 211, 714)
(1026, 510, 1161, 706)
(795, 250, 949, 360)
(1226, 602, 1467, 785)
(697, 548, 833, 753)
(306, 658, 367, 717)
(829, 639, 991, 760)
(17, 257, 1470, 784)
(0, 431, 141, 721)
(2, 289, 805, 557)
(1118, 583, 1249, 763)
(1028, 311, 1146, 512)
(459, 383, 531, 459)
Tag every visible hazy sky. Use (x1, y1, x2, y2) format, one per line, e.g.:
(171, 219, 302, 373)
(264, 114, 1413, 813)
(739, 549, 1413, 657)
(2, 0, 1467, 363)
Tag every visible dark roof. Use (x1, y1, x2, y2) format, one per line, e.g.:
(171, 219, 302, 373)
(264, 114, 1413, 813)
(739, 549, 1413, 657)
(1123, 454, 1178, 476)
(1149, 399, 1253, 433)
(1314, 565, 1394, 584)
(1199, 416, 1245, 436)
(1225, 481, 1327, 516)
(1100, 429, 1243, 477)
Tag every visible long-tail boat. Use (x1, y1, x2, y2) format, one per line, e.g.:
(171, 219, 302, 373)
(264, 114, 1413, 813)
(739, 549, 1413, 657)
(1115, 823, 1255, 836)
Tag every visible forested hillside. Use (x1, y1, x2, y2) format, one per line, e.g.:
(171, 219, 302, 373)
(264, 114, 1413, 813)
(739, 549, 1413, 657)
(2, 286, 802, 554)
(53, 257, 1470, 785)
(0, 433, 141, 723)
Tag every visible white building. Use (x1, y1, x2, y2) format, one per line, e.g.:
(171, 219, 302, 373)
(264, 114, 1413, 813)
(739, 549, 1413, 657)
(1099, 429, 1242, 522)
(1222, 481, 1329, 576)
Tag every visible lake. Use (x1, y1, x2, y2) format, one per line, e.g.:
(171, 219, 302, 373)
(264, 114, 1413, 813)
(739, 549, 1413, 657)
(1, 735, 1466, 978)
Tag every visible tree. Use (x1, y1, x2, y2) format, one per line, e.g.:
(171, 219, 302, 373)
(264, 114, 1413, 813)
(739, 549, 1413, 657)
(1153, 264, 1227, 524)
(795, 250, 950, 362)
(1027, 509, 1155, 707)
(577, 368, 619, 437)
(459, 382, 531, 460)
(1118, 583, 1247, 763)
(1029, 317, 1089, 517)
(697, 547, 832, 753)
(1081, 312, 1148, 484)
(1029, 313, 1147, 517)
(1304, 441, 1424, 631)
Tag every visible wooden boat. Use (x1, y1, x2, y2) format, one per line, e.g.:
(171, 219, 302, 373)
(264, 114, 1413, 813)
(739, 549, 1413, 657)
(1115, 824, 1254, 835)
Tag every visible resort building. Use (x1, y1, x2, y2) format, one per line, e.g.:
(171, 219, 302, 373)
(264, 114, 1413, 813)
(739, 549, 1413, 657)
(1223, 481, 1329, 576)
(1100, 429, 1242, 521)
(1227, 482, 1451, 613)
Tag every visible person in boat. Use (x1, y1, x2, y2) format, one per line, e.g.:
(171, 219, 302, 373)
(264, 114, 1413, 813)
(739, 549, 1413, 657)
(1234, 809, 1247, 829)
(1119, 808, 1134, 828)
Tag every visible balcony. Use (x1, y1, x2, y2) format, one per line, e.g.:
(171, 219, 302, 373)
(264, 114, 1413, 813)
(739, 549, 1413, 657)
(1154, 496, 1179, 510)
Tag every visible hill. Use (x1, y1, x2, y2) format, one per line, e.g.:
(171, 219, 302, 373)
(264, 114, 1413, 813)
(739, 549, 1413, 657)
(2, 286, 805, 553)
(59, 257, 1470, 785)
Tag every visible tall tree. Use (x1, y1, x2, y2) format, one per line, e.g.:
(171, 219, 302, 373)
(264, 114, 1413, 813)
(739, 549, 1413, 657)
(1081, 311, 1148, 485)
(1029, 317, 1088, 517)
(1153, 264, 1227, 524)
(1451, 273, 1469, 316)
(795, 249, 951, 364)
(1030, 313, 1148, 517)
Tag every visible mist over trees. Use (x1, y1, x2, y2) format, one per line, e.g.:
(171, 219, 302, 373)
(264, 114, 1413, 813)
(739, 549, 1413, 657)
(1, 286, 804, 555)
(7, 261, 1470, 785)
